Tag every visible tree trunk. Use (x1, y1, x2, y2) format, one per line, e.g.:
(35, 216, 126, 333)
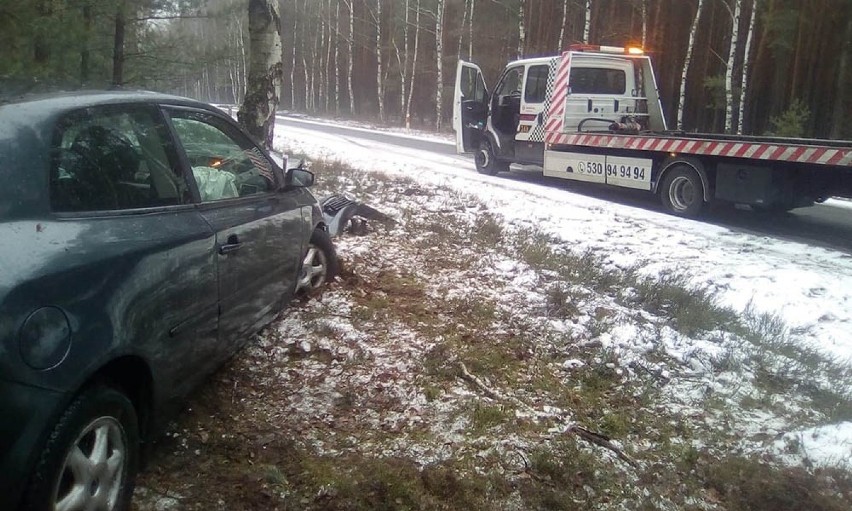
(80, 3, 92, 86)
(738, 0, 757, 134)
(583, 0, 592, 43)
(347, 0, 355, 115)
(831, 7, 852, 138)
(401, 0, 410, 123)
(458, 0, 469, 60)
(376, 0, 385, 122)
(725, 0, 742, 133)
(677, 0, 704, 130)
(112, 2, 126, 87)
(558, 0, 568, 50)
(468, 0, 475, 57)
(641, 0, 647, 47)
(238, 0, 283, 149)
(435, 0, 445, 130)
(518, 0, 525, 58)
(290, 0, 297, 109)
(406, 0, 421, 130)
(335, 0, 341, 114)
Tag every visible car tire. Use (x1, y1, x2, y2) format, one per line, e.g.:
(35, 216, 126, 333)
(475, 140, 509, 176)
(297, 228, 339, 296)
(660, 165, 705, 217)
(23, 384, 139, 511)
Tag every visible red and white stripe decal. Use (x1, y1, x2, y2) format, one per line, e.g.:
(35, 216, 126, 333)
(548, 133, 851, 166)
(544, 53, 571, 144)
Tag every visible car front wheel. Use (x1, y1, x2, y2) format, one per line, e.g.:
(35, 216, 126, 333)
(24, 385, 139, 511)
(297, 228, 339, 296)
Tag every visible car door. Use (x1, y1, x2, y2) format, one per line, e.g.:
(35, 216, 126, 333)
(165, 107, 303, 355)
(453, 60, 489, 154)
(37, 103, 219, 402)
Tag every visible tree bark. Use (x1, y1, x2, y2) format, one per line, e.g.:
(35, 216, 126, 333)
(334, 0, 341, 114)
(830, 7, 852, 138)
(517, 0, 525, 58)
(468, 0, 475, 57)
(112, 2, 126, 87)
(558, 0, 568, 50)
(583, 0, 592, 43)
(375, 0, 385, 122)
(80, 3, 92, 86)
(347, 0, 355, 115)
(405, 0, 421, 130)
(677, 0, 704, 130)
(238, 0, 283, 149)
(435, 0, 445, 130)
(724, 0, 742, 133)
(290, 0, 297, 109)
(738, 0, 757, 134)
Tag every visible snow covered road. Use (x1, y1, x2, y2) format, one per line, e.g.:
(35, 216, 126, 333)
(275, 117, 852, 363)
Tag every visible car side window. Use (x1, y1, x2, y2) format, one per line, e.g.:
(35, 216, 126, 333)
(51, 106, 188, 212)
(168, 111, 275, 202)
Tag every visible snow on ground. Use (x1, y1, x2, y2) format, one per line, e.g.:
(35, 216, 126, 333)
(275, 119, 852, 364)
(271, 118, 852, 470)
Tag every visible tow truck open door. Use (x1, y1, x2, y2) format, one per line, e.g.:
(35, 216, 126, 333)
(453, 60, 489, 154)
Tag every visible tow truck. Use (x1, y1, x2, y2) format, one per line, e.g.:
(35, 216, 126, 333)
(452, 45, 852, 216)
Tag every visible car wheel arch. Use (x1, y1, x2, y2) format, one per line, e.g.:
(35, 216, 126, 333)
(88, 355, 154, 446)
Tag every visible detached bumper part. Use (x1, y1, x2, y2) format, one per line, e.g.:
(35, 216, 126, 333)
(321, 194, 393, 237)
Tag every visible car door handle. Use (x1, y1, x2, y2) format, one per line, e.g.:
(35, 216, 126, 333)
(218, 234, 243, 255)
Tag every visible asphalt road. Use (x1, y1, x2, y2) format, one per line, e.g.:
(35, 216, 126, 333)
(276, 115, 852, 255)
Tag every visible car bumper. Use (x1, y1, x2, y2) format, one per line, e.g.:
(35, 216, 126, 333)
(0, 378, 65, 511)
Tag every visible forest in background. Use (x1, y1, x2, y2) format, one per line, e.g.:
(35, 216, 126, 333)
(1, 0, 851, 139)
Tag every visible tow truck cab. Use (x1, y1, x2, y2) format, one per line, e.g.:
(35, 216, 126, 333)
(453, 46, 666, 174)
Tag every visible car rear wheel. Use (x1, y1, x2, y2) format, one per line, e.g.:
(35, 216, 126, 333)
(24, 385, 139, 511)
(296, 228, 339, 296)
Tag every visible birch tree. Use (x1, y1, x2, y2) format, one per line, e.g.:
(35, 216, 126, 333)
(374, 0, 385, 122)
(435, 0, 445, 130)
(517, 0, 525, 58)
(405, 0, 421, 129)
(558, 0, 568, 50)
(677, 0, 704, 130)
(738, 0, 757, 134)
(724, 0, 743, 133)
(288, 2, 296, 108)
(468, 0, 474, 57)
(395, 0, 411, 123)
(238, 0, 283, 149)
(346, 0, 355, 115)
(458, 0, 470, 60)
(583, 0, 592, 43)
(334, 0, 341, 114)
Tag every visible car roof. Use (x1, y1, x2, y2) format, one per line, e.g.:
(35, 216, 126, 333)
(0, 89, 216, 113)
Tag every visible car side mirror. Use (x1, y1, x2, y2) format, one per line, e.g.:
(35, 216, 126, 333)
(284, 167, 315, 189)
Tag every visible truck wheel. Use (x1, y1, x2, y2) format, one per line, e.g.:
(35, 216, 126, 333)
(661, 166, 704, 217)
(23, 385, 139, 511)
(475, 140, 509, 176)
